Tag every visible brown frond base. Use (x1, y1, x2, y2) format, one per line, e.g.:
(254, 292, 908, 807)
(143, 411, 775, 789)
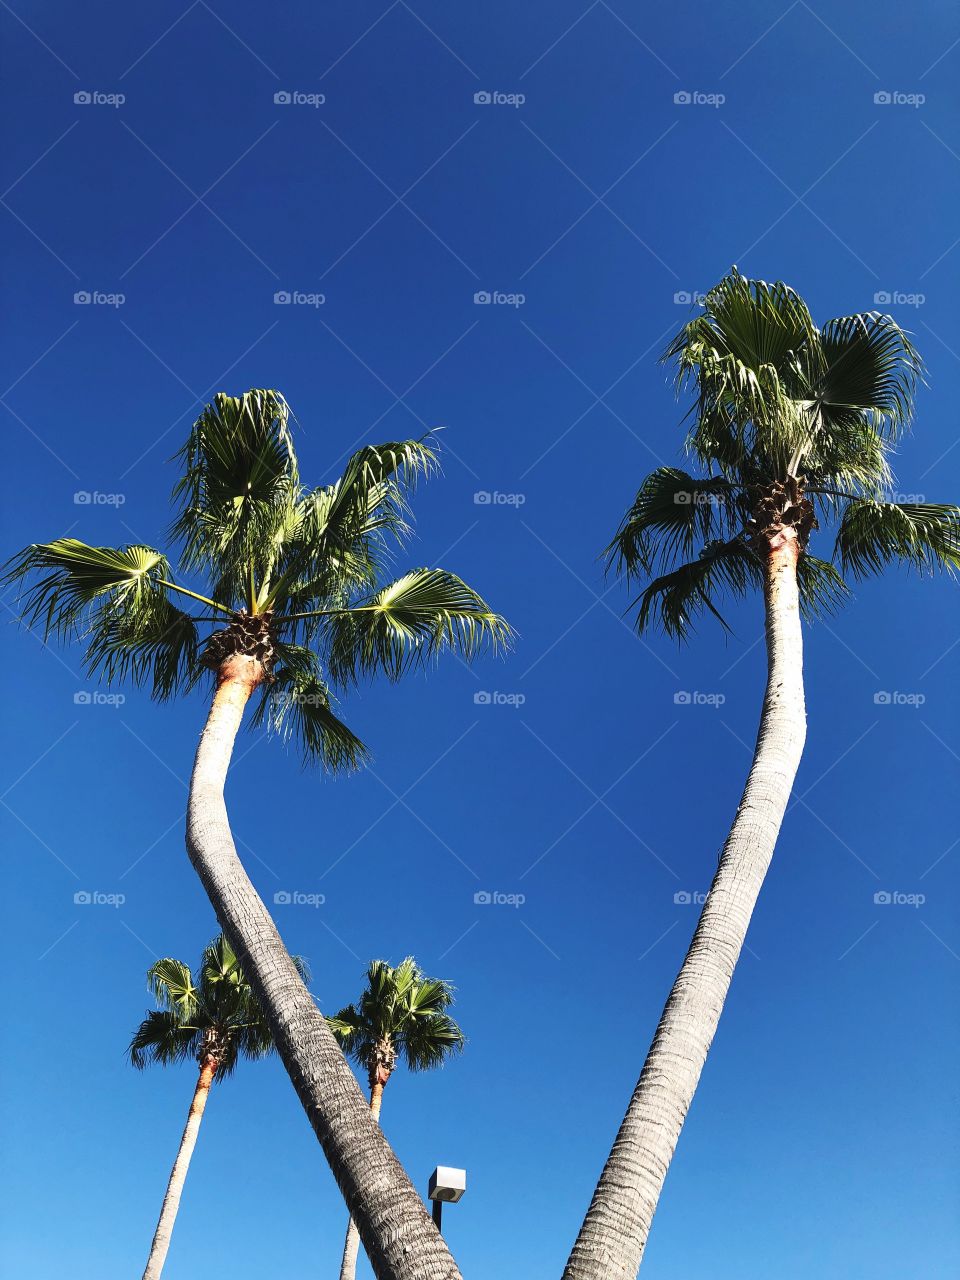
(746, 478, 816, 554)
(202, 610, 276, 672)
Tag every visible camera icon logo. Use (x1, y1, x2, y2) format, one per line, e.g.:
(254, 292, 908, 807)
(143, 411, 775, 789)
(874, 891, 892, 904)
(273, 890, 292, 904)
(474, 91, 492, 105)
(73, 691, 92, 704)
(673, 490, 692, 504)
(874, 291, 892, 304)
(274, 91, 292, 104)
(673, 290, 692, 304)
(873, 691, 891, 705)
(673, 691, 692, 705)
(73, 491, 92, 505)
(473, 291, 492, 304)
(74, 890, 92, 904)
(274, 291, 291, 304)
(473, 490, 492, 505)
(74, 91, 92, 105)
(674, 91, 692, 105)
(474, 890, 492, 904)
(673, 891, 692, 904)
(874, 91, 891, 105)
(473, 690, 492, 705)
(74, 291, 91, 304)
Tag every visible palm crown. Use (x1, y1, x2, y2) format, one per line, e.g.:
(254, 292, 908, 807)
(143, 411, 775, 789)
(5, 390, 510, 766)
(609, 270, 960, 638)
(129, 933, 308, 1076)
(327, 957, 464, 1087)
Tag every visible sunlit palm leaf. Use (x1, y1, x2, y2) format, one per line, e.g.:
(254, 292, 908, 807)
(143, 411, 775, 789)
(836, 501, 960, 578)
(634, 539, 763, 640)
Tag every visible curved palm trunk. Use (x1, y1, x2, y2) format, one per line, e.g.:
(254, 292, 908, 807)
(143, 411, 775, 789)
(340, 1079, 387, 1280)
(142, 1056, 217, 1280)
(187, 656, 459, 1280)
(564, 540, 807, 1280)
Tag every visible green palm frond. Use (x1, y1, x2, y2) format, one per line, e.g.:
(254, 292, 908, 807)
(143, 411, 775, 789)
(634, 538, 763, 640)
(129, 1009, 199, 1070)
(172, 389, 298, 607)
(836, 501, 960, 578)
(148, 957, 199, 1015)
(606, 468, 743, 577)
(795, 552, 851, 619)
(812, 313, 922, 440)
(316, 569, 512, 685)
(250, 642, 369, 770)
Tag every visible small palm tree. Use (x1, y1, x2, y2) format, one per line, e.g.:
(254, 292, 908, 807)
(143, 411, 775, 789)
(6, 390, 508, 1280)
(328, 958, 464, 1280)
(130, 934, 308, 1280)
(564, 270, 960, 1279)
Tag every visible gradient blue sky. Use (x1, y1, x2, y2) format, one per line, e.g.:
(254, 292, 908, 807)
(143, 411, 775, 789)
(2, 3, 959, 1277)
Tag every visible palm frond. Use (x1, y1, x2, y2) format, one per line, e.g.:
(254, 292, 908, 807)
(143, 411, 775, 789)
(836, 501, 960, 578)
(129, 1009, 199, 1069)
(606, 468, 744, 577)
(633, 538, 764, 640)
(171, 389, 298, 607)
(795, 552, 851, 619)
(250, 642, 369, 770)
(315, 569, 512, 685)
(812, 313, 922, 440)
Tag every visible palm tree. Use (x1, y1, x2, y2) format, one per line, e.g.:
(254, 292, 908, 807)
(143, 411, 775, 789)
(130, 934, 308, 1280)
(6, 390, 509, 1280)
(328, 958, 465, 1280)
(563, 270, 960, 1279)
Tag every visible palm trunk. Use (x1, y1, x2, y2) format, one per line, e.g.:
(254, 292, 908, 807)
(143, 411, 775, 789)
(563, 539, 807, 1279)
(142, 1056, 217, 1280)
(186, 655, 459, 1280)
(339, 1079, 387, 1280)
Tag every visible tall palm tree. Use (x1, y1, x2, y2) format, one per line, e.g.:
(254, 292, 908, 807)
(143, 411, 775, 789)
(563, 271, 960, 1279)
(130, 934, 308, 1280)
(328, 958, 464, 1280)
(6, 390, 508, 1280)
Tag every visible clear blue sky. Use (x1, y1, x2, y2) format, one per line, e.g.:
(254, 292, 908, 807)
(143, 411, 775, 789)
(2, 3, 958, 1277)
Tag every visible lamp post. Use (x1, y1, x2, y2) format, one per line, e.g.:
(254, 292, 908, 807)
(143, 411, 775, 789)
(427, 1166, 466, 1235)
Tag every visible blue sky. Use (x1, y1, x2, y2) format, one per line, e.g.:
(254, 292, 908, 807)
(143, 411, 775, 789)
(1, 2, 959, 1277)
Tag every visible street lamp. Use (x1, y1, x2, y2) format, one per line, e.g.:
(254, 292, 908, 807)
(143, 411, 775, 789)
(427, 1165, 466, 1233)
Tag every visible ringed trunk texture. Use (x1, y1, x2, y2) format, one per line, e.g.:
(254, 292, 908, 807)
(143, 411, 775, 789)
(563, 539, 807, 1280)
(186, 656, 459, 1280)
(340, 1079, 387, 1280)
(141, 1056, 216, 1280)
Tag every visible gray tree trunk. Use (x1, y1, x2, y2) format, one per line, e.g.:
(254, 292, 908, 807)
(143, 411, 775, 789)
(340, 1080, 386, 1280)
(186, 655, 460, 1280)
(141, 1057, 216, 1280)
(563, 541, 807, 1279)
